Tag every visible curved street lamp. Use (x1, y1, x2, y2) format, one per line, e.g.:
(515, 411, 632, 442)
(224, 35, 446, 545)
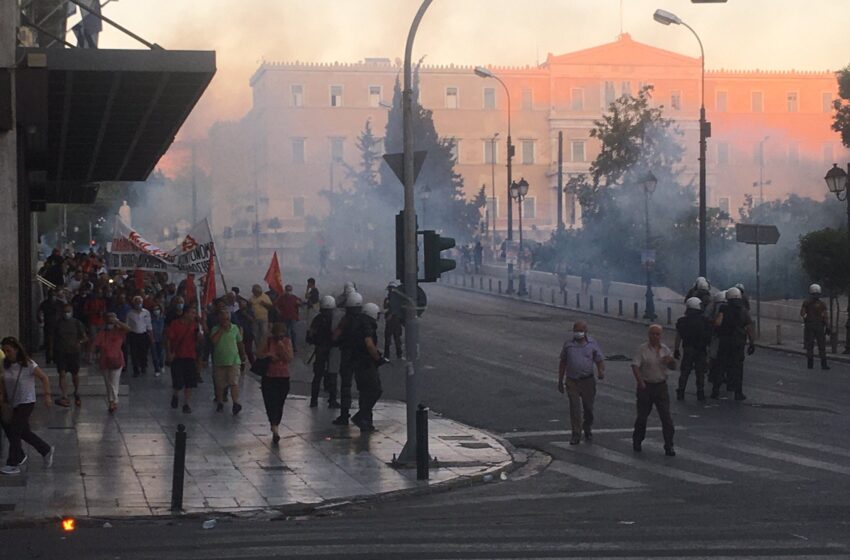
(509, 177, 530, 296)
(474, 65, 516, 293)
(640, 171, 658, 321)
(654, 8, 709, 279)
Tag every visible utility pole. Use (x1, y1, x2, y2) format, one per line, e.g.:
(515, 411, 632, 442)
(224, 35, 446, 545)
(397, 0, 433, 465)
(557, 131, 564, 231)
(191, 143, 197, 224)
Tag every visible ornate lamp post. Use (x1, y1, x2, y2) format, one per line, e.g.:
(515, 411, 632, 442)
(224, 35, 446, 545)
(509, 177, 529, 296)
(824, 163, 850, 353)
(641, 172, 658, 321)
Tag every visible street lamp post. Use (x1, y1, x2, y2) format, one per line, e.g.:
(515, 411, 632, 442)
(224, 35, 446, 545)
(474, 66, 515, 293)
(654, 8, 710, 278)
(641, 172, 658, 321)
(509, 178, 529, 296)
(489, 132, 499, 254)
(823, 163, 850, 354)
(754, 136, 771, 205)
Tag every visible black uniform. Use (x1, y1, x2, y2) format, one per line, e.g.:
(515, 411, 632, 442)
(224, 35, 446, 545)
(307, 310, 337, 406)
(383, 290, 404, 359)
(685, 287, 712, 310)
(713, 301, 753, 398)
(332, 308, 360, 423)
(351, 314, 382, 431)
(801, 296, 828, 369)
(675, 309, 712, 399)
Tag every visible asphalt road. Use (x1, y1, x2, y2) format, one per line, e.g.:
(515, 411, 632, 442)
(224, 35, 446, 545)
(6, 274, 850, 558)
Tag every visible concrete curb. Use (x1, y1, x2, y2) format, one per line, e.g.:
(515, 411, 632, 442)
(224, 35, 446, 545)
(440, 280, 850, 366)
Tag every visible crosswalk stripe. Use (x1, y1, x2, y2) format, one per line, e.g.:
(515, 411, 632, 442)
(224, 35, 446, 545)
(548, 459, 646, 489)
(714, 440, 850, 476)
(664, 446, 803, 482)
(759, 433, 850, 459)
(552, 442, 730, 485)
(504, 427, 671, 439)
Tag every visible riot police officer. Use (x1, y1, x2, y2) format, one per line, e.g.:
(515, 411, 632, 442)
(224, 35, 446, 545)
(801, 283, 830, 370)
(734, 283, 751, 311)
(685, 277, 712, 310)
(383, 281, 404, 359)
(351, 303, 384, 432)
(712, 287, 756, 401)
(673, 297, 713, 401)
(332, 292, 362, 425)
(306, 295, 339, 408)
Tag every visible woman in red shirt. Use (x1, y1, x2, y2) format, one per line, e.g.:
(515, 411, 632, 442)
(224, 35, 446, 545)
(93, 313, 130, 413)
(259, 322, 294, 444)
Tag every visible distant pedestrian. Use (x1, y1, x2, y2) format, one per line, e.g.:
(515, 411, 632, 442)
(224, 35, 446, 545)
(304, 278, 320, 325)
(53, 304, 87, 408)
(801, 283, 829, 370)
(673, 297, 712, 401)
(259, 322, 294, 444)
(150, 304, 165, 377)
(165, 307, 202, 414)
(382, 281, 403, 359)
(93, 313, 130, 413)
(37, 291, 62, 365)
(473, 240, 483, 274)
(712, 287, 755, 401)
(250, 284, 273, 352)
(275, 285, 302, 350)
(210, 309, 247, 415)
(0, 337, 54, 475)
(558, 321, 605, 445)
(306, 296, 338, 408)
(319, 246, 330, 276)
(631, 324, 677, 456)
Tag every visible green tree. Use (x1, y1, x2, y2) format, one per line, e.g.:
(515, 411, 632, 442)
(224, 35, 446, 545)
(799, 228, 850, 296)
(831, 65, 850, 148)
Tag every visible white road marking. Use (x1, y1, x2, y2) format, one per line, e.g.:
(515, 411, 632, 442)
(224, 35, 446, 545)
(759, 433, 850, 459)
(548, 459, 645, 489)
(504, 427, 673, 439)
(716, 440, 850, 476)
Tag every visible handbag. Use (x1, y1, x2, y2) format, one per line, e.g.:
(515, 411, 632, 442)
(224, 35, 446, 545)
(250, 357, 271, 377)
(1, 364, 24, 424)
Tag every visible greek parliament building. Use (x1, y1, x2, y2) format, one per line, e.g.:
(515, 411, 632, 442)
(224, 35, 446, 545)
(208, 33, 847, 260)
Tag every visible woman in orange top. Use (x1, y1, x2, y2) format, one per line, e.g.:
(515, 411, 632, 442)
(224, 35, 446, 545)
(259, 322, 294, 444)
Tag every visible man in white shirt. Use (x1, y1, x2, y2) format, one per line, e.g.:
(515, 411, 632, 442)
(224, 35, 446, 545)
(126, 295, 154, 377)
(631, 324, 677, 456)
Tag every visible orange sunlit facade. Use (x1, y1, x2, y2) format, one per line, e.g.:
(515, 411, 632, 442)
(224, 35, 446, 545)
(207, 34, 848, 253)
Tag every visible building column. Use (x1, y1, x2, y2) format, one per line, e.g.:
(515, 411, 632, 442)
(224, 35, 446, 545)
(0, 0, 21, 339)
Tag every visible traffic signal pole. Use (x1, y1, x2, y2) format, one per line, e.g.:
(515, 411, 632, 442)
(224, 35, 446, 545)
(398, 0, 433, 465)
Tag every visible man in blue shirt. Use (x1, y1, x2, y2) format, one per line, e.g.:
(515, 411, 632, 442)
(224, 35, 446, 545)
(558, 321, 606, 445)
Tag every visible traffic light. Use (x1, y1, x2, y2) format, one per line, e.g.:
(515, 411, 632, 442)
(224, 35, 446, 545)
(422, 230, 455, 282)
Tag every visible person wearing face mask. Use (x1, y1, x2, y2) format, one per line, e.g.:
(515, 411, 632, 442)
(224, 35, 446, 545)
(150, 304, 166, 377)
(52, 304, 88, 408)
(126, 296, 154, 378)
(557, 321, 606, 445)
(93, 313, 131, 413)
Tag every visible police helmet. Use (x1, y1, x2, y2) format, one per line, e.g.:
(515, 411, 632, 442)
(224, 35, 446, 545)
(809, 283, 822, 295)
(343, 282, 354, 294)
(387, 280, 401, 290)
(345, 292, 363, 308)
(686, 297, 702, 310)
(320, 295, 336, 309)
(696, 277, 709, 291)
(362, 302, 380, 320)
(712, 290, 727, 303)
(735, 283, 745, 292)
(726, 287, 742, 300)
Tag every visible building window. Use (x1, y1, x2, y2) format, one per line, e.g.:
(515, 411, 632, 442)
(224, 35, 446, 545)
(521, 140, 535, 164)
(368, 85, 382, 107)
(718, 197, 730, 215)
(521, 88, 533, 111)
(621, 81, 631, 97)
(751, 91, 763, 113)
(291, 138, 305, 163)
(671, 90, 682, 111)
(330, 85, 343, 107)
(487, 197, 498, 219)
(484, 140, 498, 164)
(823, 92, 834, 113)
(604, 81, 616, 105)
(788, 143, 799, 164)
(330, 137, 344, 162)
(823, 143, 834, 164)
(448, 138, 459, 162)
(570, 140, 585, 163)
(293, 197, 305, 218)
(483, 87, 496, 110)
(291, 84, 304, 107)
(523, 197, 536, 219)
(445, 87, 459, 109)
(787, 92, 798, 113)
(717, 142, 729, 165)
(716, 91, 727, 112)
(570, 88, 584, 111)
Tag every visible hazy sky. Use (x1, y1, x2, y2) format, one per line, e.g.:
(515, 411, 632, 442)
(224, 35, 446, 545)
(89, 0, 850, 139)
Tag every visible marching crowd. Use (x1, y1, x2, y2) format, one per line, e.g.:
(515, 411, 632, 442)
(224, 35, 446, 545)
(0, 247, 406, 475)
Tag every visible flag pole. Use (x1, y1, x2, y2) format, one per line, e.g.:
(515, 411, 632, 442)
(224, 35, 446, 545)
(205, 218, 228, 293)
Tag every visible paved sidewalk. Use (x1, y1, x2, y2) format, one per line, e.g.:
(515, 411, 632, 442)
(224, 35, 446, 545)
(0, 358, 512, 521)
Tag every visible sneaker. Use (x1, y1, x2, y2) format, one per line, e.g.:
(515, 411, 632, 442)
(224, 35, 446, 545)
(332, 415, 349, 426)
(232, 403, 242, 416)
(358, 422, 376, 433)
(569, 435, 581, 446)
(170, 395, 179, 409)
(0, 465, 21, 475)
(309, 399, 318, 408)
(182, 404, 192, 414)
(17, 454, 27, 467)
(43, 446, 55, 468)
(216, 402, 224, 413)
(154, 370, 162, 378)
(632, 442, 642, 453)
(664, 447, 676, 457)
(584, 431, 593, 443)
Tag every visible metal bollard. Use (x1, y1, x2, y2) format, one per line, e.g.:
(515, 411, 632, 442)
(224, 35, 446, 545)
(604, 297, 609, 314)
(776, 324, 783, 345)
(667, 307, 672, 325)
(416, 405, 430, 481)
(589, 295, 594, 311)
(462, 276, 466, 287)
(551, 289, 555, 304)
(479, 277, 484, 290)
(489, 278, 493, 292)
(576, 293, 581, 308)
(618, 299, 623, 316)
(563, 291, 568, 306)
(539, 286, 543, 300)
(498, 280, 502, 294)
(633, 302, 639, 319)
(171, 424, 187, 513)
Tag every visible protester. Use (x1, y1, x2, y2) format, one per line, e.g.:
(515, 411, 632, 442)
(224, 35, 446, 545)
(210, 309, 247, 415)
(558, 321, 605, 445)
(165, 306, 202, 414)
(126, 295, 154, 377)
(259, 322, 294, 444)
(304, 278, 320, 326)
(93, 313, 130, 413)
(53, 303, 87, 408)
(250, 284, 274, 353)
(0, 337, 54, 475)
(275, 285, 302, 350)
(150, 304, 165, 377)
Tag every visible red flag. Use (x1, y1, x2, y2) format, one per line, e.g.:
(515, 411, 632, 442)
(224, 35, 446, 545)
(184, 274, 196, 306)
(201, 247, 216, 307)
(264, 251, 284, 296)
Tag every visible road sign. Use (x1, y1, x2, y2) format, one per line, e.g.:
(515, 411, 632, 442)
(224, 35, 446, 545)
(383, 151, 427, 184)
(735, 224, 780, 245)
